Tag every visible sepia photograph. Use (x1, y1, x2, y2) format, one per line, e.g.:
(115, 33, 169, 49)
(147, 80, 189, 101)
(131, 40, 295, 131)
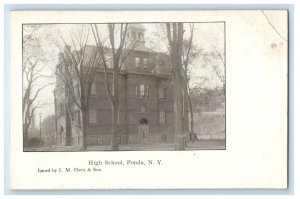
(23, 22, 226, 151)
(9, 9, 288, 190)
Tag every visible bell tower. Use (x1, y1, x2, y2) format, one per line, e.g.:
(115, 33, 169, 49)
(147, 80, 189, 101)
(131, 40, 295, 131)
(128, 24, 146, 44)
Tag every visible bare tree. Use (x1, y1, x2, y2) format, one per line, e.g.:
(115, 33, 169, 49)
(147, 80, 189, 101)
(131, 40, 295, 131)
(182, 24, 201, 140)
(23, 25, 53, 147)
(166, 23, 186, 150)
(213, 46, 225, 96)
(202, 46, 225, 96)
(53, 25, 102, 150)
(91, 23, 139, 150)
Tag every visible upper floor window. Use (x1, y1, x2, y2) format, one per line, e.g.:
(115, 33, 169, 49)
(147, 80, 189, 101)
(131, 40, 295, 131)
(89, 109, 97, 124)
(136, 84, 149, 98)
(91, 83, 96, 96)
(140, 84, 145, 97)
(140, 84, 149, 98)
(143, 58, 148, 69)
(159, 86, 165, 99)
(135, 57, 140, 68)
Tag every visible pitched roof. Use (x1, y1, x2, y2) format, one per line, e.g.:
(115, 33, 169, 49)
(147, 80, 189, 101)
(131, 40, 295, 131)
(133, 43, 153, 53)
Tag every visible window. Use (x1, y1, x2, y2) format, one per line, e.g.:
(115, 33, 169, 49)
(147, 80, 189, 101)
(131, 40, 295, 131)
(159, 86, 165, 99)
(137, 84, 149, 98)
(140, 106, 146, 113)
(91, 83, 96, 96)
(135, 85, 139, 97)
(159, 110, 166, 125)
(146, 85, 149, 97)
(89, 110, 97, 124)
(135, 57, 140, 68)
(143, 58, 148, 69)
(140, 84, 145, 97)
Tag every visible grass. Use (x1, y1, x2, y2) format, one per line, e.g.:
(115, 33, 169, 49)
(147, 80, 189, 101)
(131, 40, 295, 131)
(193, 111, 225, 137)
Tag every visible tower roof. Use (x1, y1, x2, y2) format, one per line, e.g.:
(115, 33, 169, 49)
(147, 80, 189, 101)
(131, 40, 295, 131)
(129, 24, 146, 31)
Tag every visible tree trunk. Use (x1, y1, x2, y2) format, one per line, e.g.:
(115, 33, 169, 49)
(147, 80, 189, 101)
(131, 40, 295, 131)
(174, 81, 184, 150)
(169, 23, 185, 150)
(23, 106, 31, 148)
(187, 91, 194, 142)
(188, 93, 194, 134)
(23, 124, 29, 148)
(81, 109, 88, 150)
(110, 102, 119, 151)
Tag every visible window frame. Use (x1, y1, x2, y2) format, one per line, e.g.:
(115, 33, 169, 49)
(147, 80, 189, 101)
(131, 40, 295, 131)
(159, 110, 166, 125)
(135, 57, 140, 69)
(140, 84, 145, 98)
(143, 58, 148, 69)
(159, 86, 165, 100)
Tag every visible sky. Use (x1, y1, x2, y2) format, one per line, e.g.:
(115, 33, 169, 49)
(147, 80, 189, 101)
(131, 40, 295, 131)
(23, 22, 225, 123)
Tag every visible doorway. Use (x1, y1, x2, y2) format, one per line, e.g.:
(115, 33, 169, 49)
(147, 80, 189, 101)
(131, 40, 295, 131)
(138, 118, 149, 142)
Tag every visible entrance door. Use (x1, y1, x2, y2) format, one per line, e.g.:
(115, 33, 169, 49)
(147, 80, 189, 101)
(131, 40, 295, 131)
(138, 118, 149, 142)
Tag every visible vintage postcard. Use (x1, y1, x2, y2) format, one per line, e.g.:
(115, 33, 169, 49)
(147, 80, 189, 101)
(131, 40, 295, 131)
(10, 10, 287, 189)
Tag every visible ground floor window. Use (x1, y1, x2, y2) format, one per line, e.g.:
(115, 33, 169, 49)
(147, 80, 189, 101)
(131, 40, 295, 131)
(159, 110, 166, 124)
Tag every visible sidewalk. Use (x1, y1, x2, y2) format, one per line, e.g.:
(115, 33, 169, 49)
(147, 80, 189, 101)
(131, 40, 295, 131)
(25, 139, 225, 151)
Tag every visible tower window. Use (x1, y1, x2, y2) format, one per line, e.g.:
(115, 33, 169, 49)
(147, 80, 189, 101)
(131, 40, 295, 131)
(138, 32, 144, 41)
